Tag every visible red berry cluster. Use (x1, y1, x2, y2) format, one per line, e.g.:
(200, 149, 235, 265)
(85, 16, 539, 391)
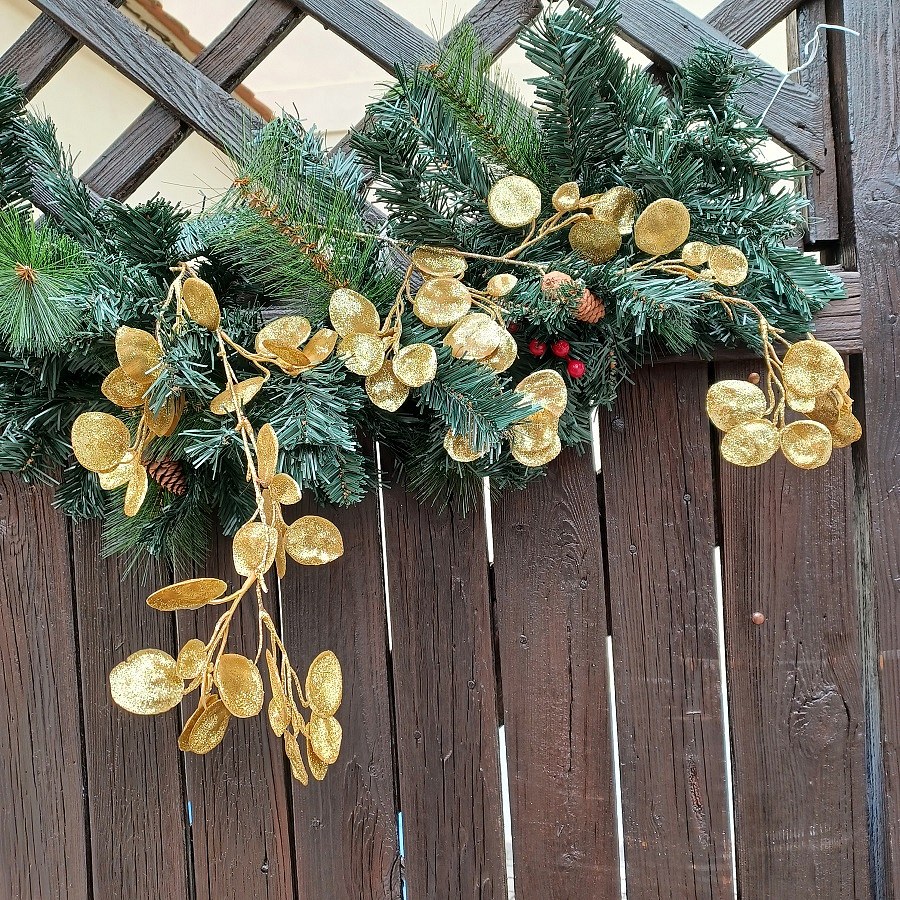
(526, 336, 585, 379)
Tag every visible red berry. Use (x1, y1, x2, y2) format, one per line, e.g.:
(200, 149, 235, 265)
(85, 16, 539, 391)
(551, 339, 571, 358)
(507, 322, 519, 334)
(528, 338, 547, 357)
(566, 358, 586, 379)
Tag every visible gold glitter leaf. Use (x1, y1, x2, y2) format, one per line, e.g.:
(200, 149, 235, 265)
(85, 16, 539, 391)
(511, 409, 559, 454)
(633, 198, 692, 256)
(830, 408, 862, 449)
(256, 424, 279, 484)
(123, 464, 149, 517)
(705, 380, 768, 432)
(365, 359, 410, 412)
(487, 175, 542, 228)
(176, 639, 208, 680)
(515, 370, 567, 419)
(307, 650, 343, 717)
(101, 367, 146, 409)
(109, 649, 183, 715)
(444, 430, 487, 462)
(268, 698, 290, 738)
(444, 313, 505, 360)
(786, 389, 816, 414)
(181, 277, 221, 330)
(410, 246, 467, 278)
(393, 343, 438, 388)
(215, 654, 265, 719)
(268, 343, 308, 369)
(256, 316, 312, 354)
(308, 715, 342, 765)
(720, 420, 781, 467)
(486, 273, 518, 298)
(285, 732, 308, 785)
(328, 288, 380, 337)
(780, 420, 833, 469)
(285, 516, 344, 566)
(552, 181, 581, 212)
(681, 241, 711, 267)
(482, 330, 518, 373)
(299, 328, 338, 367)
(338, 332, 386, 376)
(782, 340, 845, 397)
(72, 412, 131, 473)
(708, 245, 749, 286)
(98, 456, 134, 491)
(307, 737, 329, 780)
(144, 395, 181, 437)
(209, 376, 265, 415)
(568, 218, 621, 263)
(806, 392, 842, 429)
(232, 521, 278, 576)
(148, 578, 228, 612)
(180, 697, 230, 754)
(414, 277, 472, 328)
(592, 186, 637, 234)
(268, 472, 301, 505)
(116, 326, 161, 384)
(511, 430, 561, 468)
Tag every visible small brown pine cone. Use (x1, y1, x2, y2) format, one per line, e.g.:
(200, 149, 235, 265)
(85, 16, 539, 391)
(541, 270, 575, 298)
(575, 289, 606, 324)
(147, 458, 188, 496)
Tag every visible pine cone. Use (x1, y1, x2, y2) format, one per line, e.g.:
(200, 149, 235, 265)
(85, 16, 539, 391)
(147, 458, 187, 496)
(575, 289, 606, 324)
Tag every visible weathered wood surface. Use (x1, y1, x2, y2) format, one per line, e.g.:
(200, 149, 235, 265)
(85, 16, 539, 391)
(0, 478, 90, 900)
(707, 0, 800, 50)
(382, 487, 508, 899)
(71, 520, 191, 900)
(716, 361, 871, 898)
(598, 364, 733, 899)
(281, 494, 402, 900)
(178, 535, 295, 900)
(844, 0, 900, 893)
(83, 0, 302, 199)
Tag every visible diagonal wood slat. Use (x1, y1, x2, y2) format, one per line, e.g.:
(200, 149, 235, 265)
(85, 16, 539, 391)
(706, 0, 802, 50)
(0, 0, 124, 96)
(607, 0, 824, 165)
(30, 0, 255, 156)
(82, 0, 303, 199)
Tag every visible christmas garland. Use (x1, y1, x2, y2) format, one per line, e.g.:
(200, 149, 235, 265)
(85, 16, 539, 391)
(0, 2, 859, 787)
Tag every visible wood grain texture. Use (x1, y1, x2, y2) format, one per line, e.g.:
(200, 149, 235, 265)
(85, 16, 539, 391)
(178, 535, 295, 900)
(381, 487, 507, 898)
(707, 0, 800, 49)
(31, 0, 255, 155)
(607, 0, 824, 165)
(453, 0, 542, 55)
(716, 360, 871, 898)
(491, 450, 620, 899)
(0, 477, 90, 899)
(280, 495, 402, 899)
(83, 0, 302, 199)
(843, 0, 900, 891)
(598, 364, 733, 899)
(70, 519, 191, 900)
(0, 0, 124, 96)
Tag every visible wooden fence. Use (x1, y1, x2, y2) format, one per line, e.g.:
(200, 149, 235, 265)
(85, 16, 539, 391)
(0, 0, 897, 898)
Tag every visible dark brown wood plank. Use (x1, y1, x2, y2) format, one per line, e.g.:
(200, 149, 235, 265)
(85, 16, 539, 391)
(83, 0, 301, 199)
(71, 520, 192, 900)
(707, 0, 800, 50)
(597, 363, 733, 898)
(491, 450, 620, 898)
(606, 0, 825, 165)
(382, 487, 507, 898)
(716, 360, 871, 898)
(178, 535, 295, 900)
(0, 477, 90, 899)
(843, 0, 900, 891)
(30, 0, 255, 155)
(280, 494, 402, 899)
(0, 0, 124, 97)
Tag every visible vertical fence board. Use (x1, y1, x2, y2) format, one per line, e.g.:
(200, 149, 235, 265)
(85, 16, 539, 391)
(281, 495, 402, 899)
(843, 0, 900, 891)
(382, 488, 507, 899)
(0, 478, 90, 900)
(598, 363, 732, 899)
(178, 535, 295, 900)
(716, 361, 870, 898)
(71, 520, 191, 900)
(491, 450, 620, 899)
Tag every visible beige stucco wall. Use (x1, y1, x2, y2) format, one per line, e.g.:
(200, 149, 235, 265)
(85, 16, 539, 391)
(0, 0, 787, 209)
